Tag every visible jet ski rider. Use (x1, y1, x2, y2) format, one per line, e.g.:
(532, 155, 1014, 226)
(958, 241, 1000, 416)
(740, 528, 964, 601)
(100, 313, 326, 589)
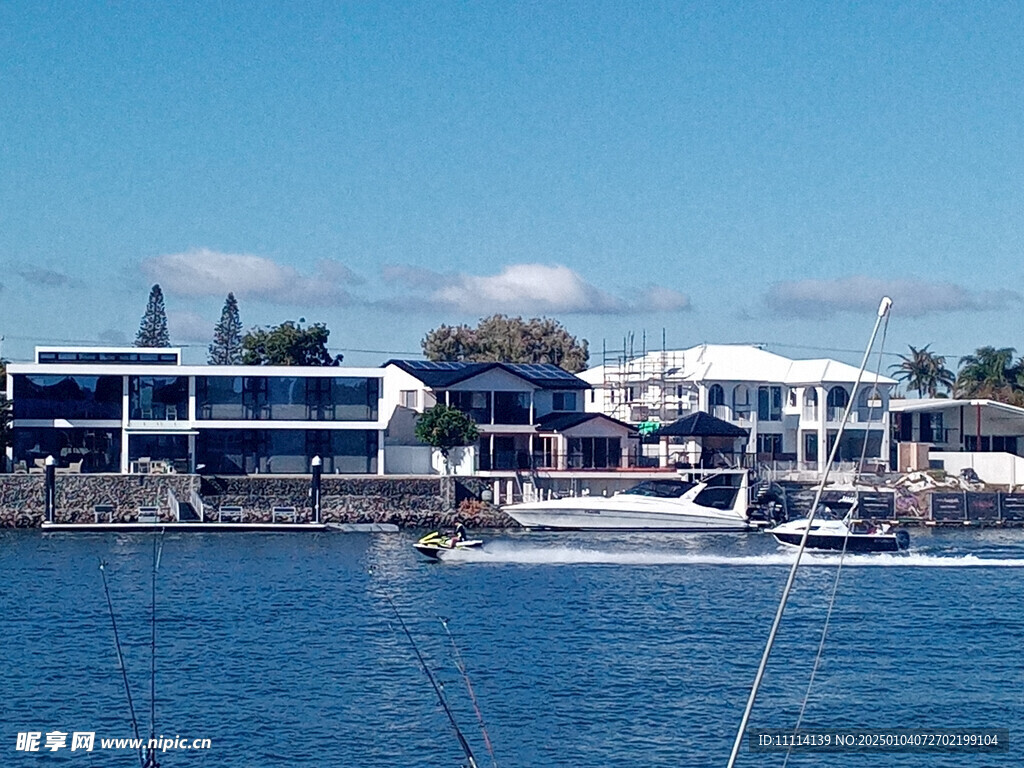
(451, 521, 468, 546)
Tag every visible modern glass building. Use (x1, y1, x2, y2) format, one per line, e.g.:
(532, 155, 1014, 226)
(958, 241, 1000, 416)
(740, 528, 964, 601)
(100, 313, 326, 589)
(6, 348, 385, 475)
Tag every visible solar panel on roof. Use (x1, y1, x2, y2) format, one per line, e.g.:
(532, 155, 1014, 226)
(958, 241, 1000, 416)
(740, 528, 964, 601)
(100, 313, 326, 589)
(507, 363, 582, 382)
(404, 360, 466, 370)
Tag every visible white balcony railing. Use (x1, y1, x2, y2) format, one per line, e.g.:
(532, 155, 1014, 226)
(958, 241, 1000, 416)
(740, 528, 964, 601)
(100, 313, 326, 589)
(712, 405, 732, 421)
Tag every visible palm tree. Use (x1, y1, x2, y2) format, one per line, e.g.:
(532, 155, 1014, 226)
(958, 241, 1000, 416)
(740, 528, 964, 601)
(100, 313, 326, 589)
(890, 344, 955, 397)
(956, 346, 1016, 398)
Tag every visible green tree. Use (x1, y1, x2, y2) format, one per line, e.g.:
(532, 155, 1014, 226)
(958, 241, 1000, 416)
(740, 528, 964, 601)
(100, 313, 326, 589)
(420, 323, 478, 362)
(415, 403, 479, 474)
(890, 344, 955, 397)
(956, 346, 1017, 399)
(135, 284, 170, 347)
(241, 319, 343, 366)
(208, 293, 243, 364)
(422, 314, 589, 372)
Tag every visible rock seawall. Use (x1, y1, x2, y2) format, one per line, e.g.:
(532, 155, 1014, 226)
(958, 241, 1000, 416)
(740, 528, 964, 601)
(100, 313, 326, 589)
(0, 474, 516, 529)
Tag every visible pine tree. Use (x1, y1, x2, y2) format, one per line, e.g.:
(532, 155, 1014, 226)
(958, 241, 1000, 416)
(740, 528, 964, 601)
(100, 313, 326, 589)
(208, 293, 243, 364)
(135, 284, 170, 347)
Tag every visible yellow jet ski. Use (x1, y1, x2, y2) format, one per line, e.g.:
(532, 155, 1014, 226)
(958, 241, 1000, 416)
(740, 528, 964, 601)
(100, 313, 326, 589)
(414, 527, 484, 560)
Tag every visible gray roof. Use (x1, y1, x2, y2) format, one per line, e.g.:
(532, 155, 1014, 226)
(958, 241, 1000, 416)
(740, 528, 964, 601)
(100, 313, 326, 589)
(657, 411, 749, 438)
(385, 360, 590, 390)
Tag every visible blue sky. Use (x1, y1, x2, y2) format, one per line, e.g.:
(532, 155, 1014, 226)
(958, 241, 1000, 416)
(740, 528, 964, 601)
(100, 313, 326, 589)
(1, 2, 1022, 368)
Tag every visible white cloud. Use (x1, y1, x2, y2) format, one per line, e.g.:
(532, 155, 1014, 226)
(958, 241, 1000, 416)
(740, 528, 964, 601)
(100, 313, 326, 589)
(168, 310, 213, 344)
(765, 276, 1021, 318)
(643, 285, 692, 312)
(383, 263, 690, 315)
(141, 249, 356, 306)
(432, 264, 626, 314)
(380, 264, 448, 290)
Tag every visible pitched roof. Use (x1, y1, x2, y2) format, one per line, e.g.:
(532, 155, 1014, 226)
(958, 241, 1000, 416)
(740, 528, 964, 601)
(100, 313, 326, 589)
(384, 360, 590, 389)
(580, 344, 896, 386)
(657, 411, 749, 437)
(535, 411, 636, 433)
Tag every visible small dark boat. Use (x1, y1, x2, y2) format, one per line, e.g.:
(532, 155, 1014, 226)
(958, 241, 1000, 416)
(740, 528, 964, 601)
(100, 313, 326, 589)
(414, 531, 484, 560)
(770, 517, 910, 552)
(768, 497, 909, 553)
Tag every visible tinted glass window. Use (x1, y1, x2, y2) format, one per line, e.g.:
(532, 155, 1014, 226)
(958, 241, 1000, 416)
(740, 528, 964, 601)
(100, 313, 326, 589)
(14, 375, 123, 419)
(14, 427, 121, 472)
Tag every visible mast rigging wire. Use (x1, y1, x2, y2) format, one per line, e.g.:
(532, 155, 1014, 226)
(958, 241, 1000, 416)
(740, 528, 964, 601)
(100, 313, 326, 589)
(145, 531, 165, 768)
(99, 560, 146, 768)
(440, 617, 498, 768)
(725, 297, 893, 768)
(385, 595, 479, 768)
(781, 311, 891, 768)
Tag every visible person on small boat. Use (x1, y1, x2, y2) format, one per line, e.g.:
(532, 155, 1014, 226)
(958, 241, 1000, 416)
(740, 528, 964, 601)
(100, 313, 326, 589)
(450, 521, 467, 546)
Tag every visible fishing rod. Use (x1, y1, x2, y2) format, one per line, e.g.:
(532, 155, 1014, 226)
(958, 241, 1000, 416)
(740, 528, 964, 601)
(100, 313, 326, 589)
(439, 617, 498, 768)
(384, 595, 479, 768)
(99, 560, 146, 768)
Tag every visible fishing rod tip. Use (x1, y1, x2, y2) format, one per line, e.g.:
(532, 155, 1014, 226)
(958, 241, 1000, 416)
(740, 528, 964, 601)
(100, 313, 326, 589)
(878, 296, 892, 316)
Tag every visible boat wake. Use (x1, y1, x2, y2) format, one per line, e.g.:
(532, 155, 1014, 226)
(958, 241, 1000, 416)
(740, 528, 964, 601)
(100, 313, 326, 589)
(439, 543, 1024, 568)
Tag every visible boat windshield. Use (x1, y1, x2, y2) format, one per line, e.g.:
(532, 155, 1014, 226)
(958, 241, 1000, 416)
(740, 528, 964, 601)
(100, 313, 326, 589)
(621, 480, 696, 499)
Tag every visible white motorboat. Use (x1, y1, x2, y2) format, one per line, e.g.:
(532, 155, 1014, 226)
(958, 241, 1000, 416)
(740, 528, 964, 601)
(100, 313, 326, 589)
(503, 474, 754, 531)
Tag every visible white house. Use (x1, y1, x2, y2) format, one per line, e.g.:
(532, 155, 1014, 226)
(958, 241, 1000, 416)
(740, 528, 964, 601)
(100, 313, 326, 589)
(6, 347, 385, 475)
(890, 398, 1024, 486)
(578, 344, 896, 472)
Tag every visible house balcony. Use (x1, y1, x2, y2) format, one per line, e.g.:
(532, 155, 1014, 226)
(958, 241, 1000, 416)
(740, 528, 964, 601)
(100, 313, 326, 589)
(823, 406, 884, 425)
(127, 404, 194, 431)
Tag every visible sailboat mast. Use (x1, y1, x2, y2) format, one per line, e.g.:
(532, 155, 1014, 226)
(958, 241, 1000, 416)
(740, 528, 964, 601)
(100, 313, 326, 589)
(725, 297, 892, 768)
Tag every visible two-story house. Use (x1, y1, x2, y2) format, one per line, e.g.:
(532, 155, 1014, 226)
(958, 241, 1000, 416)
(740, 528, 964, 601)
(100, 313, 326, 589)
(579, 344, 896, 472)
(6, 347, 385, 475)
(381, 360, 637, 474)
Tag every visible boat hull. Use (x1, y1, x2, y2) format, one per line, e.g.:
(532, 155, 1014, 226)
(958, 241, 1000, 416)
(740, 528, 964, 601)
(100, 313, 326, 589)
(771, 531, 905, 553)
(504, 505, 752, 532)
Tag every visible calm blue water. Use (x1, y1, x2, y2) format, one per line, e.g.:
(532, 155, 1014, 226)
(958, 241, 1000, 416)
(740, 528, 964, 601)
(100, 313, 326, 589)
(2, 528, 1022, 767)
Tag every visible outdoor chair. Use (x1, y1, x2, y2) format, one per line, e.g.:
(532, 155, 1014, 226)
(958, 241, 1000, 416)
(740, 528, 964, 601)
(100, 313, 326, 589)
(272, 506, 298, 523)
(138, 506, 160, 523)
(218, 505, 244, 523)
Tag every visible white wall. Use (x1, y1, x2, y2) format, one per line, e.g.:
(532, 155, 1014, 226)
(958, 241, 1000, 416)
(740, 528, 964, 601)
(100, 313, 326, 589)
(932, 451, 1024, 487)
(430, 445, 476, 475)
(385, 445, 432, 474)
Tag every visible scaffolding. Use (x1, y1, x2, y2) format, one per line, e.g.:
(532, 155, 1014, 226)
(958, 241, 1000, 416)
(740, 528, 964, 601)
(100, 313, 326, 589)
(599, 330, 695, 426)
